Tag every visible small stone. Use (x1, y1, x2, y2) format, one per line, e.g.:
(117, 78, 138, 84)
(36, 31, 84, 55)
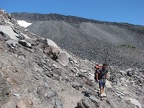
(13, 93, 20, 97)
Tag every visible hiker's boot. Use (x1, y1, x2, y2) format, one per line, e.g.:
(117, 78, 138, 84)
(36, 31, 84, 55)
(100, 94, 103, 97)
(103, 93, 106, 97)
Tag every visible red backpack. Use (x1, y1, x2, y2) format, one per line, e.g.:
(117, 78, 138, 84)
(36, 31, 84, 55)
(94, 65, 102, 80)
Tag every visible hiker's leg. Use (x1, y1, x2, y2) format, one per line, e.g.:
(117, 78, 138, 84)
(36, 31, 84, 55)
(99, 80, 104, 95)
(100, 87, 104, 94)
(101, 80, 104, 94)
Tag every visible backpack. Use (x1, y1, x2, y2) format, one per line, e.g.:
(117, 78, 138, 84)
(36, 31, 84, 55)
(94, 65, 101, 80)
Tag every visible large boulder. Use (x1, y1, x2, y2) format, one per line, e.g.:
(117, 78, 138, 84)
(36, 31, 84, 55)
(44, 39, 60, 60)
(126, 97, 142, 108)
(0, 25, 18, 40)
(57, 51, 69, 66)
(44, 39, 69, 66)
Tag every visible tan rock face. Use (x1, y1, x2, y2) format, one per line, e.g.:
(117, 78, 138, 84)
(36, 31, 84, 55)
(16, 100, 26, 108)
(16, 99, 33, 108)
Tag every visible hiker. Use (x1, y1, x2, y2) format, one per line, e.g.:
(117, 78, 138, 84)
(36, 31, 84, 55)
(95, 63, 108, 97)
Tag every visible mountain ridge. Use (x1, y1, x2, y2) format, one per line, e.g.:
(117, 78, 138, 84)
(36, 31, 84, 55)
(11, 12, 144, 33)
(11, 12, 144, 68)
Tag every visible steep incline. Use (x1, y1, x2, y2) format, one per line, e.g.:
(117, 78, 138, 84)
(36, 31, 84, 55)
(0, 9, 143, 108)
(12, 13, 144, 67)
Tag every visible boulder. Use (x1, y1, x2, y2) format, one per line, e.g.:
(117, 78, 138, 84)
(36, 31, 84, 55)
(76, 97, 96, 108)
(18, 40, 32, 48)
(6, 39, 18, 48)
(89, 95, 100, 107)
(0, 25, 18, 40)
(57, 51, 69, 66)
(127, 71, 133, 77)
(126, 98, 142, 108)
(44, 39, 60, 60)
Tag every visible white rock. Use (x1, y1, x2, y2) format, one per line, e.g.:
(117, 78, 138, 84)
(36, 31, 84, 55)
(116, 90, 124, 96)
(0, 25, 18, 40)
(53, 64, 59, 69)
(57, 51, 69, 66)
(126, 68, 133, 72)
(46, 39, 60, 57)
(19, 40, 31, 48)
(6, 39, 18, 48)
(21, 32, 31, 39)
(120, 70, 126, 74)
(127, 98, 142, 108)
(46, 39, 59, 49)
(12, 93, 20, 97)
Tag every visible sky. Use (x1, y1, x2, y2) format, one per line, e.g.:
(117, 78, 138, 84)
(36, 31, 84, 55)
(0, 0, 144, 25)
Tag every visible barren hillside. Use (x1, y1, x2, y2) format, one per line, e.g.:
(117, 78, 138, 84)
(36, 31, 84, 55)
(12, 13, 144, 68)
(0, 10, 143, 108)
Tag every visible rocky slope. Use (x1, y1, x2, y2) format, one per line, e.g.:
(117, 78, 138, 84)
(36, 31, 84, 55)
(0, 9, 144, 108)
(12, 12, 144, 68)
